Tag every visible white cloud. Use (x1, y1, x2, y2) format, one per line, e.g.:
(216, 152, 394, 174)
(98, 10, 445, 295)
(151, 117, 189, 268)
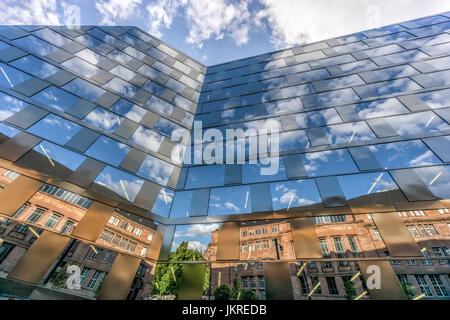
(95, 0, 142, 25)
(0, 0, 61, 25)
(144, 0, 254, 47)
(146, 0, 182, 38)
(184, 0, 253, 47)
(257, 0, 450, 48)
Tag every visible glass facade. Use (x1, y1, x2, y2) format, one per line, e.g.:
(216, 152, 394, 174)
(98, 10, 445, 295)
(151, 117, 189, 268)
(0, 13, 449, 301)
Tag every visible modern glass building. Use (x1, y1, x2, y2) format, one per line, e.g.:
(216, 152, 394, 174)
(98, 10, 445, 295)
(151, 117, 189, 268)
(0, 11, 449, 300)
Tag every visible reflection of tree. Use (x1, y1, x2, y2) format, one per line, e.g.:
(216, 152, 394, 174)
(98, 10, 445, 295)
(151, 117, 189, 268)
(51, 264, 68, 288)
(150, 241, 205, 298)
(343, 276, 356, 300)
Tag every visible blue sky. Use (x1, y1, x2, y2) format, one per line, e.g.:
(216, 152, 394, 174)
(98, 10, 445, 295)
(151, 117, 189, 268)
(1, 0, 450, 65)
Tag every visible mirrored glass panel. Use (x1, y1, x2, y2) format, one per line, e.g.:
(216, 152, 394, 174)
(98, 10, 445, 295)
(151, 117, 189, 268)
(10, 55, 60, 79)
(84, 107, 123, 133)
(209, 185, 252, 215)
(368, 140, 442, 169)
(93, 166, 144, 202)
(111, 98, 146, 122)
(301, 149, 358, 177)
(27, 114, 82, 145)
(130, 126, 164, 152)
(31, 86, 80, 112)
(270, 179, 322, 210)
(85, 136, 130, 166)
(136, 155, 174, 186)
(0, 92, 28, 120)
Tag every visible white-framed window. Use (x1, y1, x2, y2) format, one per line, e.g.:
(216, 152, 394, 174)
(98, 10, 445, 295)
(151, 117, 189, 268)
(415, 275, 433, 296)
(86, 271, 103, 290)
(26, 208, 45, 223)
(108, 216, 120, 227)
(438, 208, 449, 214)
(60, 220, 75, 234)
(44, 213, 61, 229)
(133, 228, 142, 236)
(407, 225, 420, 237)
(147, 233, 153, 241)
(140, 247, 147, 257)
(429, 275, 449, 297)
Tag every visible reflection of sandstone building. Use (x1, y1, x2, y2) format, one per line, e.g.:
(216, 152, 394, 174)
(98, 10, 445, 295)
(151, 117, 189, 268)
(205, 209, 450, 300)
(0, 168, 156, 299)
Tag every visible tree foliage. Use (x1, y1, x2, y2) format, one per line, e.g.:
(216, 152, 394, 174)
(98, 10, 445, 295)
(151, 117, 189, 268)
(150, 241, 205, 298)
(214, 284, 232, 300)
(343, 276, 356, 300)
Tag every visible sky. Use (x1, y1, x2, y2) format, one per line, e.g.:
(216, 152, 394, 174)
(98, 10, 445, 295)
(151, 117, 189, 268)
(1, 0, 450, 66)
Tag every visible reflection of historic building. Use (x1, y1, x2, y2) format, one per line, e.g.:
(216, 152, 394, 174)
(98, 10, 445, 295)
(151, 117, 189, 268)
(205, 209, 450, 300)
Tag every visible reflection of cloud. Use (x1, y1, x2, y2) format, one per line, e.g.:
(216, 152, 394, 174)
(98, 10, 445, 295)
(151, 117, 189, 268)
(224, 202, 239, 211)
(138, 155, 174, 185)
(0, 94, 26, 120)
(131, 126, 163, 152)
(187, 241, 206, 252)
(409, 150, 438, 167)
(182, 223, 220, 238)
(95, 171, 144, 202)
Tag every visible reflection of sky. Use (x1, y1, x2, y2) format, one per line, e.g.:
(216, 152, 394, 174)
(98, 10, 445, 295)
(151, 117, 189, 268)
(94, 166, 144, 202)
(13, 35, 58, 56)
(27, 114, 81, 145)
(265, 97, 303, 115)
(361, 65, 419, 83)
(136, 155, 174, 186)
(295, 108, 342, 128)
(324, 121, 376, 145)
(338, 172, 398, 200)
(103, 77, 138, 98)
(242, 159, 286, 183)
(63, 78, 105, 102)
(153, 117, 186, 138)
(85, 136, 130, 166)
(385, 111, 449, 136)
(0, 122, 19, 137)
(338, 60, 377, 74)
(84, 107, 122, 133)
(170, 190, 193, 218)
(109, 65, 137, 81)
(130, 126, 164, 152)
(338, 98, 408, 121)
(209, 185, 251, 215)
(356, 78, 421, 99)
(171, 223, 220, 253)
(186, 165, 224, 189)
(0, 63, 30, 88)
(279, 130, 309, 151)
(111, 99, 146, 122)
(62, 57, 100, 77)
(415, 165, 450, 199)
(313, 88, 359, 107)
(75, 48, 104, 65)
(32, 86, 80, 112)
(34, 141, 85, 171)
(0, 92, 28, 120)
(270, 179, 321, 210)
(33, 28, 71, 47)
(369, 140, 441, 169)
(10, 55, 59, 79)
(302, 149, 358, 177)
(144, 95, 174, 116)
(151, 187, 174, 217)
(417, 88, 450, 109)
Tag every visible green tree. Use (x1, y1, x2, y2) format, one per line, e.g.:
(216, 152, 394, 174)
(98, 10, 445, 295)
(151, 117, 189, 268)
(214, 284, 231, 300)
(343, 276, 356, 300)
(150, 241, 205, 298)
(50, 264, 68, 288)
(398, 274, 415, 300)
(231, 274, 241, 300)
(239, 289, 258, 300)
